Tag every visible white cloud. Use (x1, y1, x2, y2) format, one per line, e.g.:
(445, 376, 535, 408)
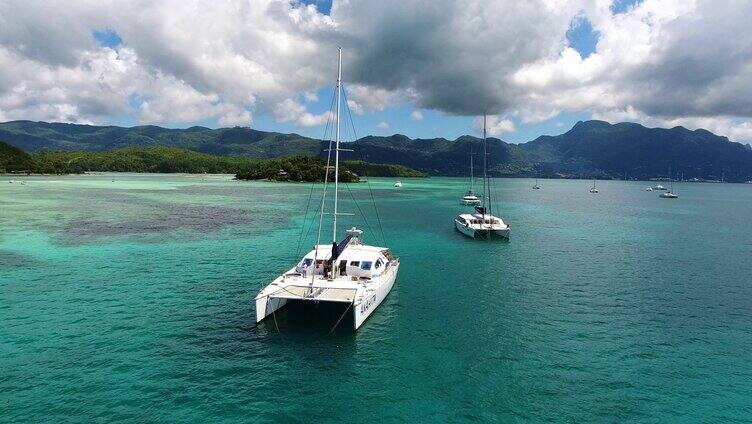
(474, 115, 515, 136)
(273, 98, 332, 127)
(410, 110, 423, 121)
(1, 0, 752, 142)
(376, 121, 389, 129)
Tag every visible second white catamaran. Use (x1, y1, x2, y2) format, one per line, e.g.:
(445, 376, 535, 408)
(454, 115, 511, 239)
(255, 48, 400, 331)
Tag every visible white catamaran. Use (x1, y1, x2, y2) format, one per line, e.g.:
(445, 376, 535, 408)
(255, 48, 400, 331)
(454, 115, 511, 239)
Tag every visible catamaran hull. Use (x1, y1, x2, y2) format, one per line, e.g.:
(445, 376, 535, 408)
(493, 228, 510, 238)
(455, 220, 510, 239)
(353, 263, 399, 330)
(255, 262, 400, 331)
(255, 295, 289, 324)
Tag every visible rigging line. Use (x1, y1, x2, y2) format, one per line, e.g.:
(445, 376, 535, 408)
(302, 194, 325, 248)
(345, 182, 376, 243)
(327, 302, 353, 335)
(298, 86, 338, 259)
(312, 90, 338, 289)
(272, 306, 283, 337)
(295, 181, 317, 258)
(342, 85, 387, 247)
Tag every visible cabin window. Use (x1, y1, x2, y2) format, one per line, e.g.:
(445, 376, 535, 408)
(360, 261, 372, 271)
(350, 261, 360, 266)
(375, 259, 382, 269)
(302, 258, 313, 267)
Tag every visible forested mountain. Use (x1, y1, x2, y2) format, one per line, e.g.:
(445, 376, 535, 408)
(0, 121, 320, 158)
(3, 120, 752, 181)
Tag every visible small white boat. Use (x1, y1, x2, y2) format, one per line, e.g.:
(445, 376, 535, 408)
(646, 187, 653, 191)
(394, 181, 402, 188)
(532, 175, 541, 190)
(454, 114, 511, 240)
(20, 181, 26, 185)
(460, 144, 481, 204)
(255, 48, 400, 331)
(460, 191, 481, 205)
(589, 179, 598, 193)
(653, 184, 667, 191)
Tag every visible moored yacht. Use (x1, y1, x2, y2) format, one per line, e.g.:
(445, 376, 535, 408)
(460, 145, 481, 205)
(255, 48, 400, 331)
(652, 184, 667, 191)
(394, 181, 402, 187)
(659, 167, 679, 199)
(255, 228, 399, 330)
(454, 115, 510, 239)
(589, 179, 599, 193)
(461, 192, 481, 205)
(455, 206, 510, 239)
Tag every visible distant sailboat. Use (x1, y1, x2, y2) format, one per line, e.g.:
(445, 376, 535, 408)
(589, 179, 598, 193)
(460, 145, 481, 205)
(394, 181, 402, 187)
(660, 167, 679, 199)
(532, 171, 541, 190)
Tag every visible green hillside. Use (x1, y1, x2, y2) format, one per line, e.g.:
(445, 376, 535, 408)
(3, 120, 752, 181)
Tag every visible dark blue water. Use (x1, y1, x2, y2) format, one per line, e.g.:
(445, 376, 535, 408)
(2, 175, 751, 422)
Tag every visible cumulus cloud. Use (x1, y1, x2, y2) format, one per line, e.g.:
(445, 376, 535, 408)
(273, 98, 332, 127)
(474, 115, 515, 136)
(1, 0, 752, 142)
(376, 121, 389, 129)
(410, 110, 423, 121)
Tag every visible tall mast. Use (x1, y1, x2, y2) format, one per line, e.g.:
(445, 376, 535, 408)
(469, 144, 474, 192)
(332, 47, 342, 242)
(483, 113, 490, 221)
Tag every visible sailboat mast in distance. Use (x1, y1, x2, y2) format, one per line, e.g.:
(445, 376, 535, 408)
(470, 144, 474, 193)
(483, 113, 490, 218)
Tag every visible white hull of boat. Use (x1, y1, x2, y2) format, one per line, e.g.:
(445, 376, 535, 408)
(256, 262, 400, 330)
(354, 262, 399, 329)
(460, 199, 481, 206)
(454, 219, 510, 239)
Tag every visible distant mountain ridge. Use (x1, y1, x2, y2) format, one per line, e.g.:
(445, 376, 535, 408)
(2, 119, 752, 181)
(0, 120, 320, 158)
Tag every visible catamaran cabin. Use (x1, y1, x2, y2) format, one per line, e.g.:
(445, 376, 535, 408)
(456, 213, 504, 226)
(295, 244, 394, 280)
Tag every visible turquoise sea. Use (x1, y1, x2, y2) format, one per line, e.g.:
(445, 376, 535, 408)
(2, 174, 751, 422)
